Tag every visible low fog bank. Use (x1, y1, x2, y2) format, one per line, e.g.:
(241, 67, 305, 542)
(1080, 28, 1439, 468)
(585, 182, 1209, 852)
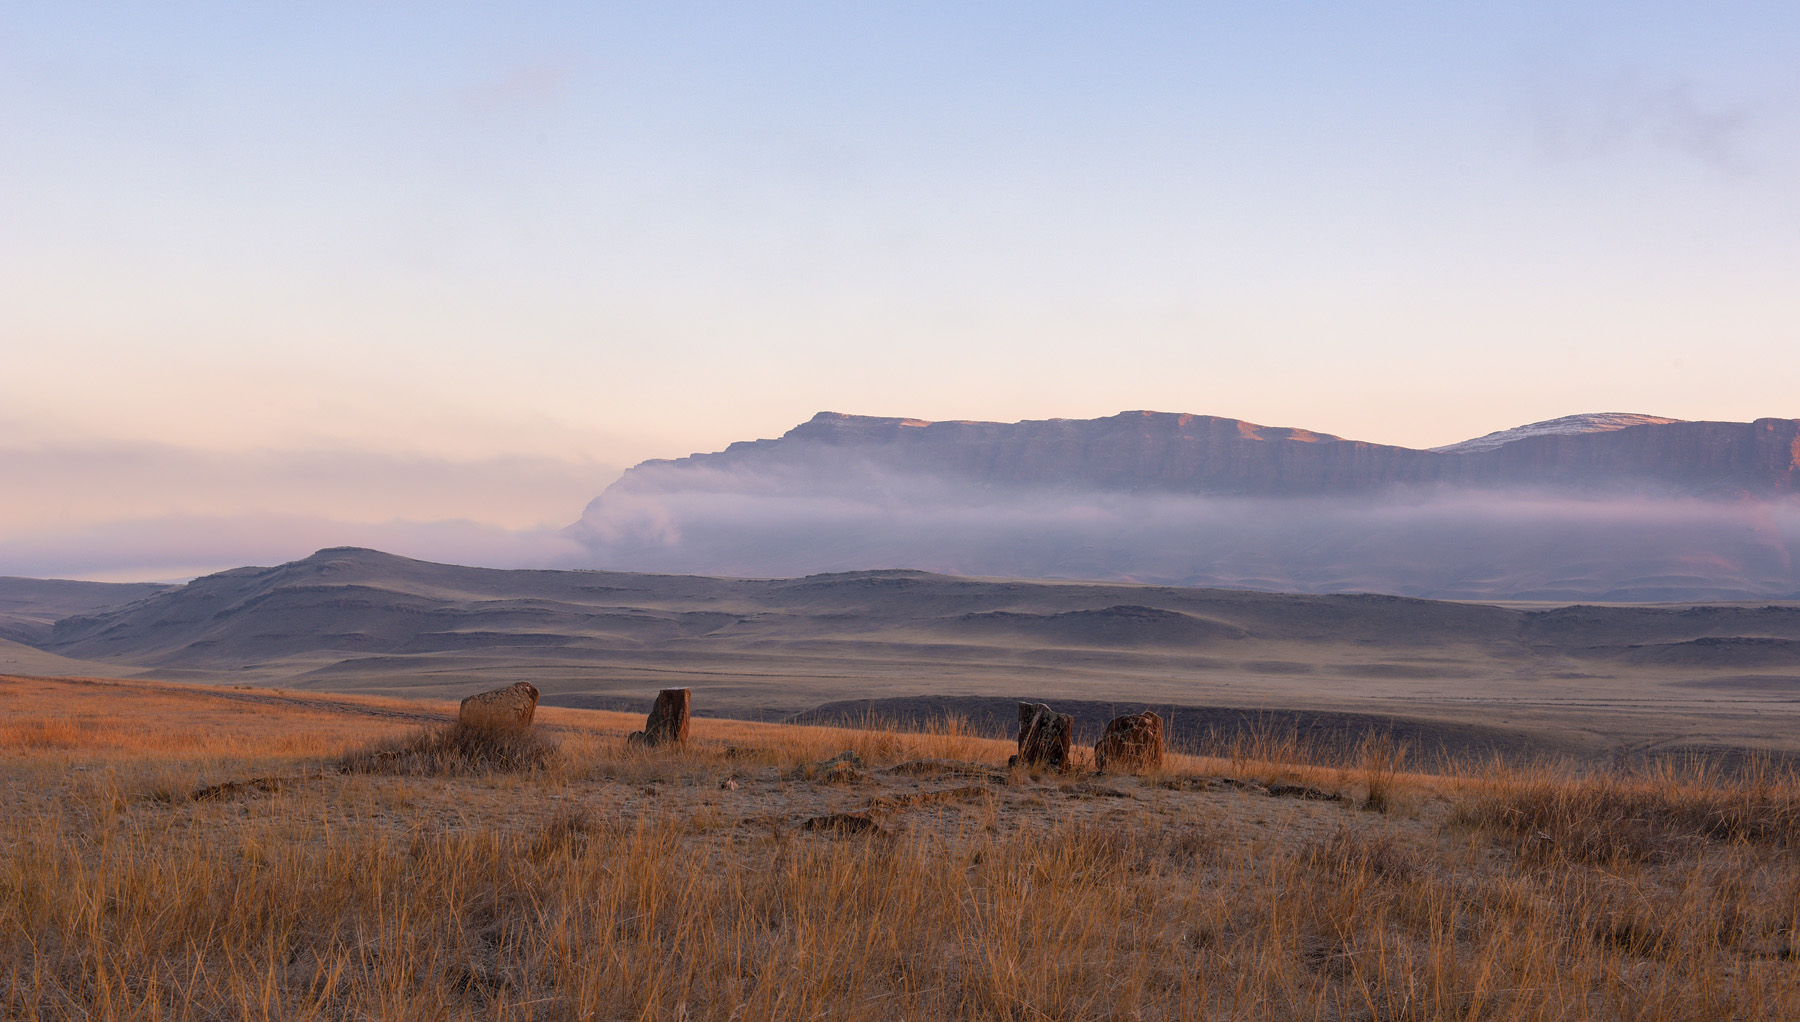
(574, 465, 1800, 600)
(0, 439, 615, 581)
(0, 441, 616, 533)
(0, 513, 591, 583)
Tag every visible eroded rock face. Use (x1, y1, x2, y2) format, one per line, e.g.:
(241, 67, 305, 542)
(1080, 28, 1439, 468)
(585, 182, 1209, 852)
(786, 750, 867, 783)
(596, 411, 1800, 499)
(803, 812, 884, 836)
(1093, 710, 1164, 772)
(458, 682, 539, 728)
(628, 687, 691, 747)
(1010, 701, 1073, 769)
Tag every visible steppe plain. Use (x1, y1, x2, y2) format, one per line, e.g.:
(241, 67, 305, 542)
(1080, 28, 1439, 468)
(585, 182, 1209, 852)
(10, 547, 1800, 765)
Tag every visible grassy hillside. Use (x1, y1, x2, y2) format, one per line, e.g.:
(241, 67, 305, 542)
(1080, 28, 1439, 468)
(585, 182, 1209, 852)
(4, 672, 1798, 1020)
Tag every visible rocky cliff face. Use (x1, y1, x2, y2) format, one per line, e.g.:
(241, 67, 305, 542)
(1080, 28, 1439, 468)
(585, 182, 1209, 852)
(619, 411, 1800, 498)
(569, 411, 1800, 600)
(1442, 417, 1800, 494)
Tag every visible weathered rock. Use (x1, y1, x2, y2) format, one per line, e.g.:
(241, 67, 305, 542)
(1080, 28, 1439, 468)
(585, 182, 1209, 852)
(786, 750, 867, 782)
(1266, 781, 1344, 803)
(1009, 702, 1073, 769)
(1216, 776, 1265, 791)
(885, 758, 1005, 782)
(863, 785, 991, 812)
(803, 812, 885, 836)
(1155, 776, 1213, 792)
(819, 761, 867, 785)
(189, 775, 292, 802)
(1063, 781, 1131, 799)
(1093, 710, 1165, 772)
(458, 682, 539, 728)
(627, 687, 691, 747)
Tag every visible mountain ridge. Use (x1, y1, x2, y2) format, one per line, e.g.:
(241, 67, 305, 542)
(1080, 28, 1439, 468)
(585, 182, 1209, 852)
(567, 411, 1800, 601)
(1429, 412, 1685, 454)
(0, 576, 175, 646)
(605, 410, 1800, 500)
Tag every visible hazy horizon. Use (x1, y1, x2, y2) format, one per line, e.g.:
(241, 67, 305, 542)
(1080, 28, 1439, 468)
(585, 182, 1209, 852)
(5, 4, 1797, 580)
(14, 406, 1800, 585)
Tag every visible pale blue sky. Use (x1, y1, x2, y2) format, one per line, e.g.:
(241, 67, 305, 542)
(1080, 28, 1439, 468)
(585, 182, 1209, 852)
(3, 3, 1798, 577)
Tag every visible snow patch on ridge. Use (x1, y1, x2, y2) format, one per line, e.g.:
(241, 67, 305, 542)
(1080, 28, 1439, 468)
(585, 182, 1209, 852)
(1431, 413, 1684, 455)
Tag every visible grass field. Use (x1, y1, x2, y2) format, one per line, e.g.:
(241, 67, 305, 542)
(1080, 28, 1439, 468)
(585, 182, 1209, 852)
(3, 673, 1798, 1020)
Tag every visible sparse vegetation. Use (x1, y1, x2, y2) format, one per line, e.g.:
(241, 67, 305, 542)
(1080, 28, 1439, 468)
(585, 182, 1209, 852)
(1452, 755, 1800, 865)
(339, 718, 559, 775)
(1356, 731, 1406, 813)
(4, 673, 1800, 1020)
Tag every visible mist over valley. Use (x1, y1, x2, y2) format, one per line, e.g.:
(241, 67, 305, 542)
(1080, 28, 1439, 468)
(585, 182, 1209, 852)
(572, 410, 1800, 601)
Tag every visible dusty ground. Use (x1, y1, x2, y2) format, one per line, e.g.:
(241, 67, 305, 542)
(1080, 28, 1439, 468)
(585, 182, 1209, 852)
(0, 673, 1369, 842)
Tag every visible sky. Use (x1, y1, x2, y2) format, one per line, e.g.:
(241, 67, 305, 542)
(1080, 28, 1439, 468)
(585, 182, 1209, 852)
(3, 3, 1798, 580)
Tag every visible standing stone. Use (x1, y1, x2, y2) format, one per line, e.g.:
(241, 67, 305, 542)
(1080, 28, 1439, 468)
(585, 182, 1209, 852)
(1093, 710, 1165, 772)
(628, 688, 691, 747)
(458, 682, 540, 728)
(1009, 701, 1073, 769)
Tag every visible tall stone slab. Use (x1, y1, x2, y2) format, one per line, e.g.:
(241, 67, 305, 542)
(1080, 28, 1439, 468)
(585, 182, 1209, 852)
(629, 688, 691, 747)
(1010, 701, 1073, 769)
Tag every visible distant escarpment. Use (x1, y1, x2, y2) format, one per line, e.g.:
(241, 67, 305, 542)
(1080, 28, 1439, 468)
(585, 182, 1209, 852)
(569, 411, 1800, 601)
(608, 411, 1800, 498)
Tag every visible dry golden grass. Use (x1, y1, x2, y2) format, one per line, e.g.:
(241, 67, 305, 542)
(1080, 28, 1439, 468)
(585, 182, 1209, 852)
(3, 673, 1799, 1020)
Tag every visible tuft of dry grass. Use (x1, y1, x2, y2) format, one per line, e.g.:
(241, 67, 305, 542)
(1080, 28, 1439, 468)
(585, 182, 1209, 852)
(1357, 732, 1407, 813)
(339, 718, 559, 776)
(6, 673, 1800, 1020)
(1453, 756, 1800, 866)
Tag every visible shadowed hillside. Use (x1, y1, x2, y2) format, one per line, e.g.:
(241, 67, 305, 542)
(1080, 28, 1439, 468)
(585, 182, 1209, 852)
(0, 576, 173, 645)
(22, 546, 1800, 761)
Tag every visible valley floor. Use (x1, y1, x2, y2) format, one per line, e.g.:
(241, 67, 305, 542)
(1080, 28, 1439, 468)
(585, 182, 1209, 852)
(3, 674, 1798, 1020)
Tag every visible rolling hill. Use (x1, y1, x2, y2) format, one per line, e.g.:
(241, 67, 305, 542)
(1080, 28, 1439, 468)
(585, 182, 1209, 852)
(0, 576, 173, 645)
(28, 546, 1800, 760)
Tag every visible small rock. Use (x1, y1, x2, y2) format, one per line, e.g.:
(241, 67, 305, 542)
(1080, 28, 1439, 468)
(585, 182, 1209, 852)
(1093, 710, 1164, 773)
(863, 785, 991, 812)
(458, 682, 539, 728)
(1064, 782, 1131, 799)
(802, 812, 885, 836)
(1216, 776, 1265, 792)
(819, 761, 867, 785)
(886, 758, 1002, 780)
(190, 776, 289, 801)
(787, 750, 866, 782)
(1266, 782, 1344, 803)
(1156, 777, 1212, 792)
